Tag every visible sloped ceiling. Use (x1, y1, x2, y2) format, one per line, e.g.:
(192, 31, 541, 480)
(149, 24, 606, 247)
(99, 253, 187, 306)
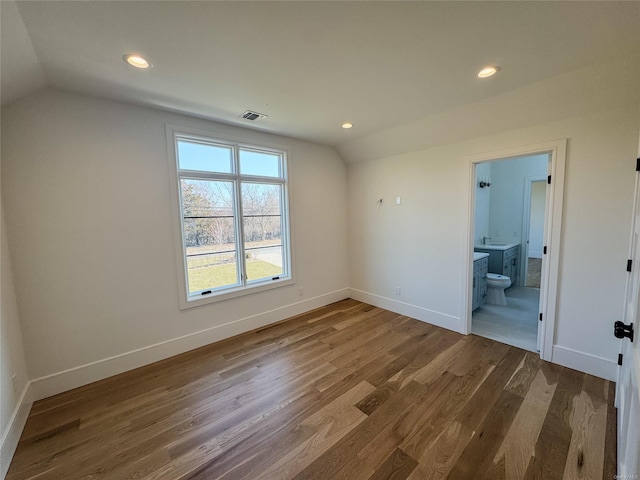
(2, 1, 639, 161)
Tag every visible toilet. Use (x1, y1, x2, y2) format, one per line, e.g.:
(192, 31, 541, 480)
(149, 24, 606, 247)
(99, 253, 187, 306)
(486, 273, 512, 305)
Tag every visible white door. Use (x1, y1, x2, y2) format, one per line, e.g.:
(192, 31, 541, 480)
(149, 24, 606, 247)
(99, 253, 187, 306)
(618, 150, 640, 476)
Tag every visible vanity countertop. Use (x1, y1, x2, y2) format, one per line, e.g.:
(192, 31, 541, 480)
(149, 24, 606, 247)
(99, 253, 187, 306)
(474, 243, 519, 251)
(473, 252, 490, 261)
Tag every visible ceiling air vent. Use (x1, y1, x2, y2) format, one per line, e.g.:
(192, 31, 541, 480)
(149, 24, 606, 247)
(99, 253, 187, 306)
(240, 110, 268, 121)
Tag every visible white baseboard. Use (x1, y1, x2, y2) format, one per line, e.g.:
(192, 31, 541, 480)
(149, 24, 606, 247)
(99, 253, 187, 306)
(30, 289, 349, 401)
(348, 288, 463, 333)
(551, 345, 617, 381)
(1, 382, 33, 480)
(528, 251, 543, 259)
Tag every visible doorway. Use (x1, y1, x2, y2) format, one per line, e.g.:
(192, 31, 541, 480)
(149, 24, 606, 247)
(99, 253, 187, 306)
(465, 140, 567, 362)
(471, 155, 547, 352)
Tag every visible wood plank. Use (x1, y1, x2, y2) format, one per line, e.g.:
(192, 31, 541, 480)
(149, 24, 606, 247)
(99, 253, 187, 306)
(399, 360, 495, 460)
(368, 448, 418, 480)
(447, 389, 524, 479)
(289, 381, 426, 480)
(248, 381, 375, 480)
(504, 351, 544, 398)
(355, 381, 400, 416)
(562, 375, 608, 479)
(491, 368, 558, 480)
(408, 336, 471, 386)
(523, 455, 544, 480)
(603, 381, 617, 480)
(357, 373, 460, 471)
(455, 347, 526, 432)
(528, 367, 584, 480)
(406, 421, 475, 480)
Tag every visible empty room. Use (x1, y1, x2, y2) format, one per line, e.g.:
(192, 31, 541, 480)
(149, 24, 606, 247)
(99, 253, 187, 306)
(2, 1, 640, 479)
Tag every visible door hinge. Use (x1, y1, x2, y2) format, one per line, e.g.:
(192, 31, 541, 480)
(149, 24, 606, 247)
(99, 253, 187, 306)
(614, 321, 634, 342)
(618, 353, 623, 366)
(627, 259, 633, 272)
(636, 157, 640, 171)
(543, 246, 547, 255)
(539, 313, 543, 322)
(547, 175, 551, 184)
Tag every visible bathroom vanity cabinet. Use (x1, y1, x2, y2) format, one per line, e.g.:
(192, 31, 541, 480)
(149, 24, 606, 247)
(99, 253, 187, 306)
(474, 244, 520, 285)
(502, 246, 520, 284)
(472, 254, 488, 311)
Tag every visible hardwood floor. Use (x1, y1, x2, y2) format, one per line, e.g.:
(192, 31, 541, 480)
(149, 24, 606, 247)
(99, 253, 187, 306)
(7, 299, 616, 480)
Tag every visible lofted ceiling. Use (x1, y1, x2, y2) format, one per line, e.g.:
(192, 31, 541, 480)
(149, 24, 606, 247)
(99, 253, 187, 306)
(1, 1, 639, 149)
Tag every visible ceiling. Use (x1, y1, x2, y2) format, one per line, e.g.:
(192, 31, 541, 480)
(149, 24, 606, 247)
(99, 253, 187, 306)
(2, 1, 639, 149)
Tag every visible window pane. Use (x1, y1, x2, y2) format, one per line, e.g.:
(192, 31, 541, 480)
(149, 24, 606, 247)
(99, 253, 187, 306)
(239, 149, 281, 178)
(177, 139, 232, 173)
(181, 179, 239, 293)
(186, 252, 239, 294)
(181, 179, 235, 218)
(246, 245, 283, 281)
(242, 183, 284, 280)
(183, 218, 235, 256)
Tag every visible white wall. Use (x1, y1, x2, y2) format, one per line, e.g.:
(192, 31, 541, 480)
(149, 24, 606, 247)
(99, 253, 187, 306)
(488, 154, 547, 246)
(474, 162, 491, 245)
(1, 89, 349, 398)
(0, 208, 31, 476)
(348, 104, 640, 380)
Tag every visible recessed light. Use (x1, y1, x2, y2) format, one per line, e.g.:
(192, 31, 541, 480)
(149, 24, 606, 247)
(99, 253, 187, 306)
(342, 122, 353, 129)
(477, 66, 500, 78)
(123, 54, 151, 69)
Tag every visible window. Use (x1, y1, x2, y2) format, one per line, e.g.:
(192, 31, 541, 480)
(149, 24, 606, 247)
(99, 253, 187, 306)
(168, 127, 292, 308)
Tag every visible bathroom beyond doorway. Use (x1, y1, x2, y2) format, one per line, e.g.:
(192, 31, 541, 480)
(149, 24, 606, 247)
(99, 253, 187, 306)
(471, 153, 548, 352)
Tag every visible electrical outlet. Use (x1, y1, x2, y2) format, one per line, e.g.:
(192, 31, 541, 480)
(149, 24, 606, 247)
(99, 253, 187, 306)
(298, 287, 304, 296)
(12, 373, 17, 392)
(395, 287, 401, 295)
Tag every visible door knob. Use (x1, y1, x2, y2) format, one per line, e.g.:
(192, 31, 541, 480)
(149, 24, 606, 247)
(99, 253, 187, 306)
(614, 321, 634, 342)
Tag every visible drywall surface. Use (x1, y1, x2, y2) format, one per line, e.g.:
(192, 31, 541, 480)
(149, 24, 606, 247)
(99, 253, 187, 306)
(0, 207, 31, 477)
(1, 89, 349, 389)
(348, 104, 639, 379)
(474, 162, 491, 245)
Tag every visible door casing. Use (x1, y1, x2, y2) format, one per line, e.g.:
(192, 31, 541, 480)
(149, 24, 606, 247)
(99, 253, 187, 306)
(463, 139, 567, 362)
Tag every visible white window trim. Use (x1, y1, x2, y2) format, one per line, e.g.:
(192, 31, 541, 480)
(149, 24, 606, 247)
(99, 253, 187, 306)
(166, 124, 294, 310)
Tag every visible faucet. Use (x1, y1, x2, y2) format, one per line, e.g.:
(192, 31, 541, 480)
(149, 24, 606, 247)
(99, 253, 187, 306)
(482, 236, 492, 245)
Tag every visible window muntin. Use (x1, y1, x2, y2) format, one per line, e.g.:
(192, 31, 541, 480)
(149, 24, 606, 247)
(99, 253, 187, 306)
(173, 133, 291, 304)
